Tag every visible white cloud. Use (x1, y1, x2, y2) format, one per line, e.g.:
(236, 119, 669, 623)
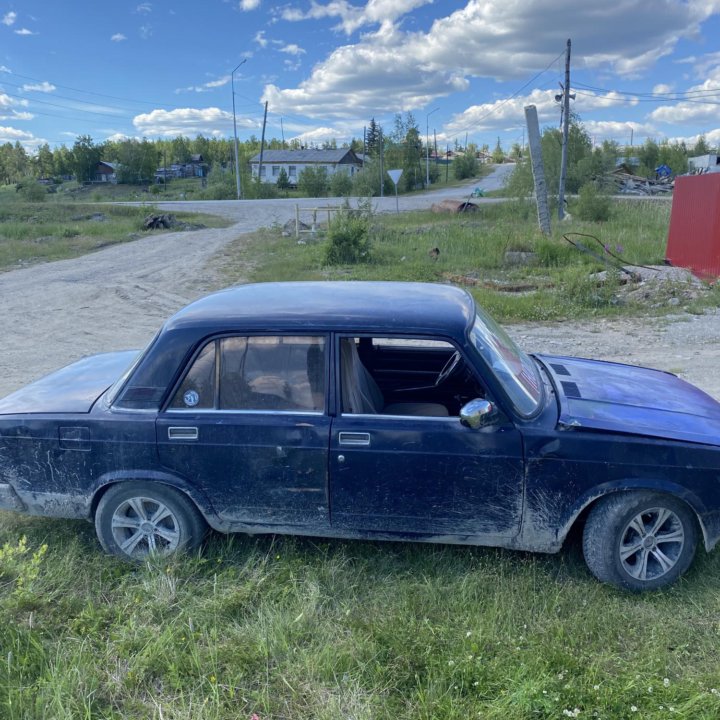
(240, 0, 260, 10)
(649, 70, 720, 126)
(0, 65, 11, 73)
(175, 75, 231, 93)
(284, 59, 302, 72)
(282, 0, 433, 35)
(254, 30, 268, 47)
(139, 24, 152, 39)
(279, 43, 305, 55)
(133, 107, 259, 137)
(268, 0, 718, 120)
(136, 3, 152, 13)
(111, 33, 127, 42)
(21, 81, 56, 93)
(2, 11, 16, 26)
(582, 120, 657, 143)
(0, 126, 46, 150)
(14, 28, 36, 36)
(0, 92, 31, 122)
(668, 128, 720, 147)
(290, 126, 352, 144)
(652, 84, 674, 94)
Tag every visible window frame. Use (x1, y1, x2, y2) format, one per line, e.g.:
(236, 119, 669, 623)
(162, 332, 330, 416)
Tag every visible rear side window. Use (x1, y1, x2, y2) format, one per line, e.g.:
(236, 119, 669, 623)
(170, 336, 326, 413)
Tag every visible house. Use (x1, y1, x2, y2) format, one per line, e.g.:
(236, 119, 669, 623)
(250, 148, 362, 185)
(154, 154, 209, 183)
(94, 161, 119, 183)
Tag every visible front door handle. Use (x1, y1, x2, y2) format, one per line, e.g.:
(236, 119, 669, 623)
(168, 426, 199, 440)
(338, 432, 370, 446)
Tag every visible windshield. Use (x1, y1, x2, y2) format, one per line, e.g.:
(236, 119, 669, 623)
(470, 310, 543, 417)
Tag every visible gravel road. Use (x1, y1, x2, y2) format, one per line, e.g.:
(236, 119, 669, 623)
(2, 163, 719, 402)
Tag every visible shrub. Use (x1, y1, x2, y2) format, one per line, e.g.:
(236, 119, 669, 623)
(276, 167, 290, 191)
(453, 153, 479, 180)
(17, 182, 46, 202)
(329, 170, 353, 197)
(324, 204, 371, 264)
(298, 166, 329, 197)
(576, 182, 611, 222)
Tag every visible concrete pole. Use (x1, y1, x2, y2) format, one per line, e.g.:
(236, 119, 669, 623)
(231, 58, 247, 201)
(525, 105, 552, 235)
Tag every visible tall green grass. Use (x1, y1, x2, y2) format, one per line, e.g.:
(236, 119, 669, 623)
(2, 513, 720, 719)
(223, 198, 715, 322)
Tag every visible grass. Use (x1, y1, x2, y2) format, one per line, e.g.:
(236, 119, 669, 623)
(222, 197, 719, 322)
(2, 513, 720, 719)
(0, 199, 230, 270)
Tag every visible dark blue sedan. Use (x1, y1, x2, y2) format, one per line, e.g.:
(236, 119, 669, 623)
(1, 281, 719, 591)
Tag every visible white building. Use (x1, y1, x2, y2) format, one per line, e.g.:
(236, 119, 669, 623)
(249, 148, 362, 185)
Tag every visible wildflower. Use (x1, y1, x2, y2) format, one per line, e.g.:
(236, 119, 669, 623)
(711, 688, 719, 695)
(664, 678, 670, 687)
(466, 631, 472, 637)
(648, 686, 653, 693)
(473, 682, 479, 687)
(630, 706, 638, 713)
(593, 685, 600, 691)
(447, 660, 455, 666)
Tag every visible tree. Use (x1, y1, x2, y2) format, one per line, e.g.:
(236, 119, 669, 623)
(298, 166, 329, 197)
(366, 118, 381, 157)
(276, 167, 290, 191)
(35, 143, 54, 178)
(454, 151, 478, 180)
(72, 135, 102, 183)
(492, 137, 505, 163)
(691, 135, 712, 157)
(330, 169, 352, 196)
(53, 145, 73, 178)
(171, 136, 192, 163)
(401, 124, 424, 191)
(115, 139, 159, 184)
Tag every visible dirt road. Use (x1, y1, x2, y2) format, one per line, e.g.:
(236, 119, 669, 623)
(1, 165, 719, 402)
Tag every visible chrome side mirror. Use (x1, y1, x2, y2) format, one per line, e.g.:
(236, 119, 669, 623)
(460, 398, 497, 429)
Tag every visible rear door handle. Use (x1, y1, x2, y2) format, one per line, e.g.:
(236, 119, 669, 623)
(338, 432, 371, 446)
(168, 426, 199, 440)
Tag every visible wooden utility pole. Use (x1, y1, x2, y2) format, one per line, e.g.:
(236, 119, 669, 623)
(525, 105, 552, 235)
(379, 128, 384, 197)
(258, 101, 269, 184)
(558, 38, 572, 220)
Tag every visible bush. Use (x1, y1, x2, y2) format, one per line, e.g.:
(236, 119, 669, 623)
(17, 182, 46, 202)
(298, 166, 329, 197)
(330, 170, 353, 197)
(324, 204, 371, 264)
(453, 153, 479, 180)
(576, 182, 611, 222)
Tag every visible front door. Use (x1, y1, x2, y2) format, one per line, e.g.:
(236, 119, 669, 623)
(330, 335, 524, 539)
(156, 334, 331, 529)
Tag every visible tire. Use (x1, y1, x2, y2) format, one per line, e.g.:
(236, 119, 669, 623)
(95, 481, 207, 561)
(582, 491, 697, 591)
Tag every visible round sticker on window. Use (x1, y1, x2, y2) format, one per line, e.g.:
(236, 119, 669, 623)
(183, 390, 200, 407)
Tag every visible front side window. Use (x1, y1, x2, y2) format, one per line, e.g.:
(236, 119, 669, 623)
(288, 165, 296, 177)
(272, 165, 280, 176)
(170, 336, 326, 413)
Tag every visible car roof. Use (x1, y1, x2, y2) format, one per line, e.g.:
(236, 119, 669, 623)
(165, 282, 476, 337)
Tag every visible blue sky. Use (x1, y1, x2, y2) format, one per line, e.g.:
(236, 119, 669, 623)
(2, 0, 720, 153)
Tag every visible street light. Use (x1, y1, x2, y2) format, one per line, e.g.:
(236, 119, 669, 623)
(426, 106, 439, 187)
(231, 58, 247, 200)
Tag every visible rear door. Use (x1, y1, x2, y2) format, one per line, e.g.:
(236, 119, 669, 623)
(156, 334, 332, 529)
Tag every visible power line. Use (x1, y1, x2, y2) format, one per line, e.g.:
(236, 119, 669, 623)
(448, 49, 566, 141)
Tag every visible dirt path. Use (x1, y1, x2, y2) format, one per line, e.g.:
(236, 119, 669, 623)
(1, 167, 718, 401)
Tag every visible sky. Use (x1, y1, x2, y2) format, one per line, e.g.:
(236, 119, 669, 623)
(2, 0, 720, 154)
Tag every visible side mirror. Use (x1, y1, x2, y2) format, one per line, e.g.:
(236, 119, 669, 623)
(460, 398, 497, 429)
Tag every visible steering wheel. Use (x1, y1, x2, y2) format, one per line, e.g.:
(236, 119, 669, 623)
(435, 350, 462, 386)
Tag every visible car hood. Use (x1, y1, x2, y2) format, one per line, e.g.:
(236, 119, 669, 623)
(536, 354, 720, 446)
(0, 350, 139, 415)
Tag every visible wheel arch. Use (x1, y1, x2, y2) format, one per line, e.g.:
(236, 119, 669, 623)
(558, 479, 712, 551)
(89, 470, 226, 532)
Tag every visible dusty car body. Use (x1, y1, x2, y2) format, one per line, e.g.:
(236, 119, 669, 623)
(0, 281, 719, 591)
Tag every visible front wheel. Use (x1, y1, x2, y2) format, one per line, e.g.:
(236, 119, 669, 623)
(582, 491, 697, 591)
(95, 482, 206, 560)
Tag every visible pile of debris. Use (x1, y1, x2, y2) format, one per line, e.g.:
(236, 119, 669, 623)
(143, 213, 205, 232)
(605, 167, 673, 196)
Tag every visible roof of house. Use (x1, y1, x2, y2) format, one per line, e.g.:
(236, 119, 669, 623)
(97, 161, 119, 170)
(249, 149, 361, 164)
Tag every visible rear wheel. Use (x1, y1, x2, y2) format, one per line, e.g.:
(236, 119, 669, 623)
(582, 491, 697, 591)
(95, 482, 206, 560)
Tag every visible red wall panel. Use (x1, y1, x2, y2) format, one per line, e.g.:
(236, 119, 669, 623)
(667, 174, 720, 278)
